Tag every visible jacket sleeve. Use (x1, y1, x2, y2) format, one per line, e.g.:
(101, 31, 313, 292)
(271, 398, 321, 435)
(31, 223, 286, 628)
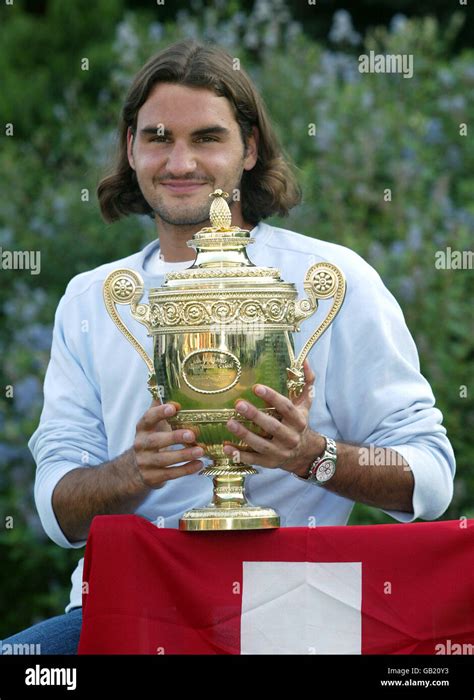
(324, 261, 456, 522)
(30, 287, 109, 548)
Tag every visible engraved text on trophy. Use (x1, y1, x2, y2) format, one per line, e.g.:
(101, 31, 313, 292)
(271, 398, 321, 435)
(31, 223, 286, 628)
(182, 349, 242, 394)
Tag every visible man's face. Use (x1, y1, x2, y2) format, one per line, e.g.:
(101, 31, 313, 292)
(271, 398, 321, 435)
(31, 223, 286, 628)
(127, 82, 258, 226)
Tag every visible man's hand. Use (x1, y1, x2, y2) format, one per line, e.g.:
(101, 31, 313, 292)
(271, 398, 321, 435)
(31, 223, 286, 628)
(132, 400, 205, 489)
(220, 361, 414, 513)
(223, 359, 324, 474)
(52, 400, 205, 544)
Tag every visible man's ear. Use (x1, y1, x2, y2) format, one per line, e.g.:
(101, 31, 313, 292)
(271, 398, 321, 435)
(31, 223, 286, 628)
(127, 127, 136, 170)
(244, 125, 259, 171)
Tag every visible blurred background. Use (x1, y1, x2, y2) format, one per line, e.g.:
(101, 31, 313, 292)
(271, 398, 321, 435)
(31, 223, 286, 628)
(0, 0, 473, 635)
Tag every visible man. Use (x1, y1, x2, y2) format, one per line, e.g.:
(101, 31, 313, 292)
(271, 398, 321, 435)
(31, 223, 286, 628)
(3, 39, 455, 654)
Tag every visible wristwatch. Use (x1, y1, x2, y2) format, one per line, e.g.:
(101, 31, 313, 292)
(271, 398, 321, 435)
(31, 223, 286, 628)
(294, 435, 337, 485)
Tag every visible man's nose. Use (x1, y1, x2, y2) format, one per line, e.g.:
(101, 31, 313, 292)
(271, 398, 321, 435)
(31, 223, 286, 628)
(165, 141, 197, 175)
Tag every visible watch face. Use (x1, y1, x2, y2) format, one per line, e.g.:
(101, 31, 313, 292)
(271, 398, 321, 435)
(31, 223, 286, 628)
(316, 459, 336, 482)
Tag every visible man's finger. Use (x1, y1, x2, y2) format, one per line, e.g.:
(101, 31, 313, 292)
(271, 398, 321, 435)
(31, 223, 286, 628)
(135, 428, 198, 452)
(250, 384, 307, 431)
(294, 359, 316, 407)
(233, 400, 295, 443)
(143, 460, 204, 488)
(137, 402, 177, 431)
(148, 445, 205, 469)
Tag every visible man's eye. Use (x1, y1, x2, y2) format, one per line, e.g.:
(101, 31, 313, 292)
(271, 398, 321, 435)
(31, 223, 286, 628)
(149, 136, 218, 143)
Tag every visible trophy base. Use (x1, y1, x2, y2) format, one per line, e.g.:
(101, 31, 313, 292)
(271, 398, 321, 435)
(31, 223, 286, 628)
(179, 505, 280, 531)
(179, 459, 280, 531)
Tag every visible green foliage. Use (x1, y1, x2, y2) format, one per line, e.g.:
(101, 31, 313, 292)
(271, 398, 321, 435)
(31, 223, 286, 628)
(0, 0, 472, 633)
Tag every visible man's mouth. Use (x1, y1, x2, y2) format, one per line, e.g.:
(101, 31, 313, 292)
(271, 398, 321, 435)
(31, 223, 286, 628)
(160, 181, 208, 194)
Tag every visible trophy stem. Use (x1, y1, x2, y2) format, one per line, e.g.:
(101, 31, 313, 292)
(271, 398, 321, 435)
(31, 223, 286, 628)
(179, 459, 280, 531)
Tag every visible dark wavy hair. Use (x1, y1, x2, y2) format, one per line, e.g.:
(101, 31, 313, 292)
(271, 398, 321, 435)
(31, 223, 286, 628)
(97, 39, 302, 224)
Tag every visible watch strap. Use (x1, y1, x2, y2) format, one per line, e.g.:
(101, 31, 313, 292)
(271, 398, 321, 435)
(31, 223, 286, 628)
(293, 435, 337, 485)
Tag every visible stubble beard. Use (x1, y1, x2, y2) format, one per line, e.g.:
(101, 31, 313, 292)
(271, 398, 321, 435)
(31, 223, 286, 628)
(151, 187, 215, 226)
(138, 165, 245, 227)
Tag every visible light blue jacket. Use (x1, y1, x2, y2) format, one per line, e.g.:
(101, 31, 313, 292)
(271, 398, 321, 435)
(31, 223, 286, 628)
(29, 222, 456, 611)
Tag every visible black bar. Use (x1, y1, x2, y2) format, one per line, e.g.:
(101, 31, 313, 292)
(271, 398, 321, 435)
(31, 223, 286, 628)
(0, 654, 472, 697)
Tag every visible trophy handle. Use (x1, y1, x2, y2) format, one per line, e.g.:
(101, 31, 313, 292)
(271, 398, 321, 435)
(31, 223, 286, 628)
(287, 262, 346, 398)
(103, 269, 160, 400)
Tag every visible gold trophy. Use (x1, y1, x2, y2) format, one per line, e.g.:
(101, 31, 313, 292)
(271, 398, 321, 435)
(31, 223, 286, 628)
(103, 190, 346, 531)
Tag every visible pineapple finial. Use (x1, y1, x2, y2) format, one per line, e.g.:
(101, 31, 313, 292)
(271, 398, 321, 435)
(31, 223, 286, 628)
(209, 189, 232, 229)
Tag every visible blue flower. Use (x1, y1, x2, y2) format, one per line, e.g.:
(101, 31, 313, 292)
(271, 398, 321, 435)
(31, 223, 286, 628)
(148, 23, 163, 42)
(14, 323, 53, 352)
(0, 227, 13, 246)
(425, 118, 444, 145)
(407, 225, 423, 251)
(437, 95, 466, 112)
(328, 10, 361, 46)
(446, 146, 462, 168)
(0, 443, 21, 466)
(390, 14, 408, 34)
(398, 277, 416, 302)
(13, 376, 43, 416)
(390, 240, 407, 256)
(368, 241, 384, 263)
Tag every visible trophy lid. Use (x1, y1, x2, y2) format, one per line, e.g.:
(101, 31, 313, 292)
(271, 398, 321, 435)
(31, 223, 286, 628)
(163, 189, 283, 288)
